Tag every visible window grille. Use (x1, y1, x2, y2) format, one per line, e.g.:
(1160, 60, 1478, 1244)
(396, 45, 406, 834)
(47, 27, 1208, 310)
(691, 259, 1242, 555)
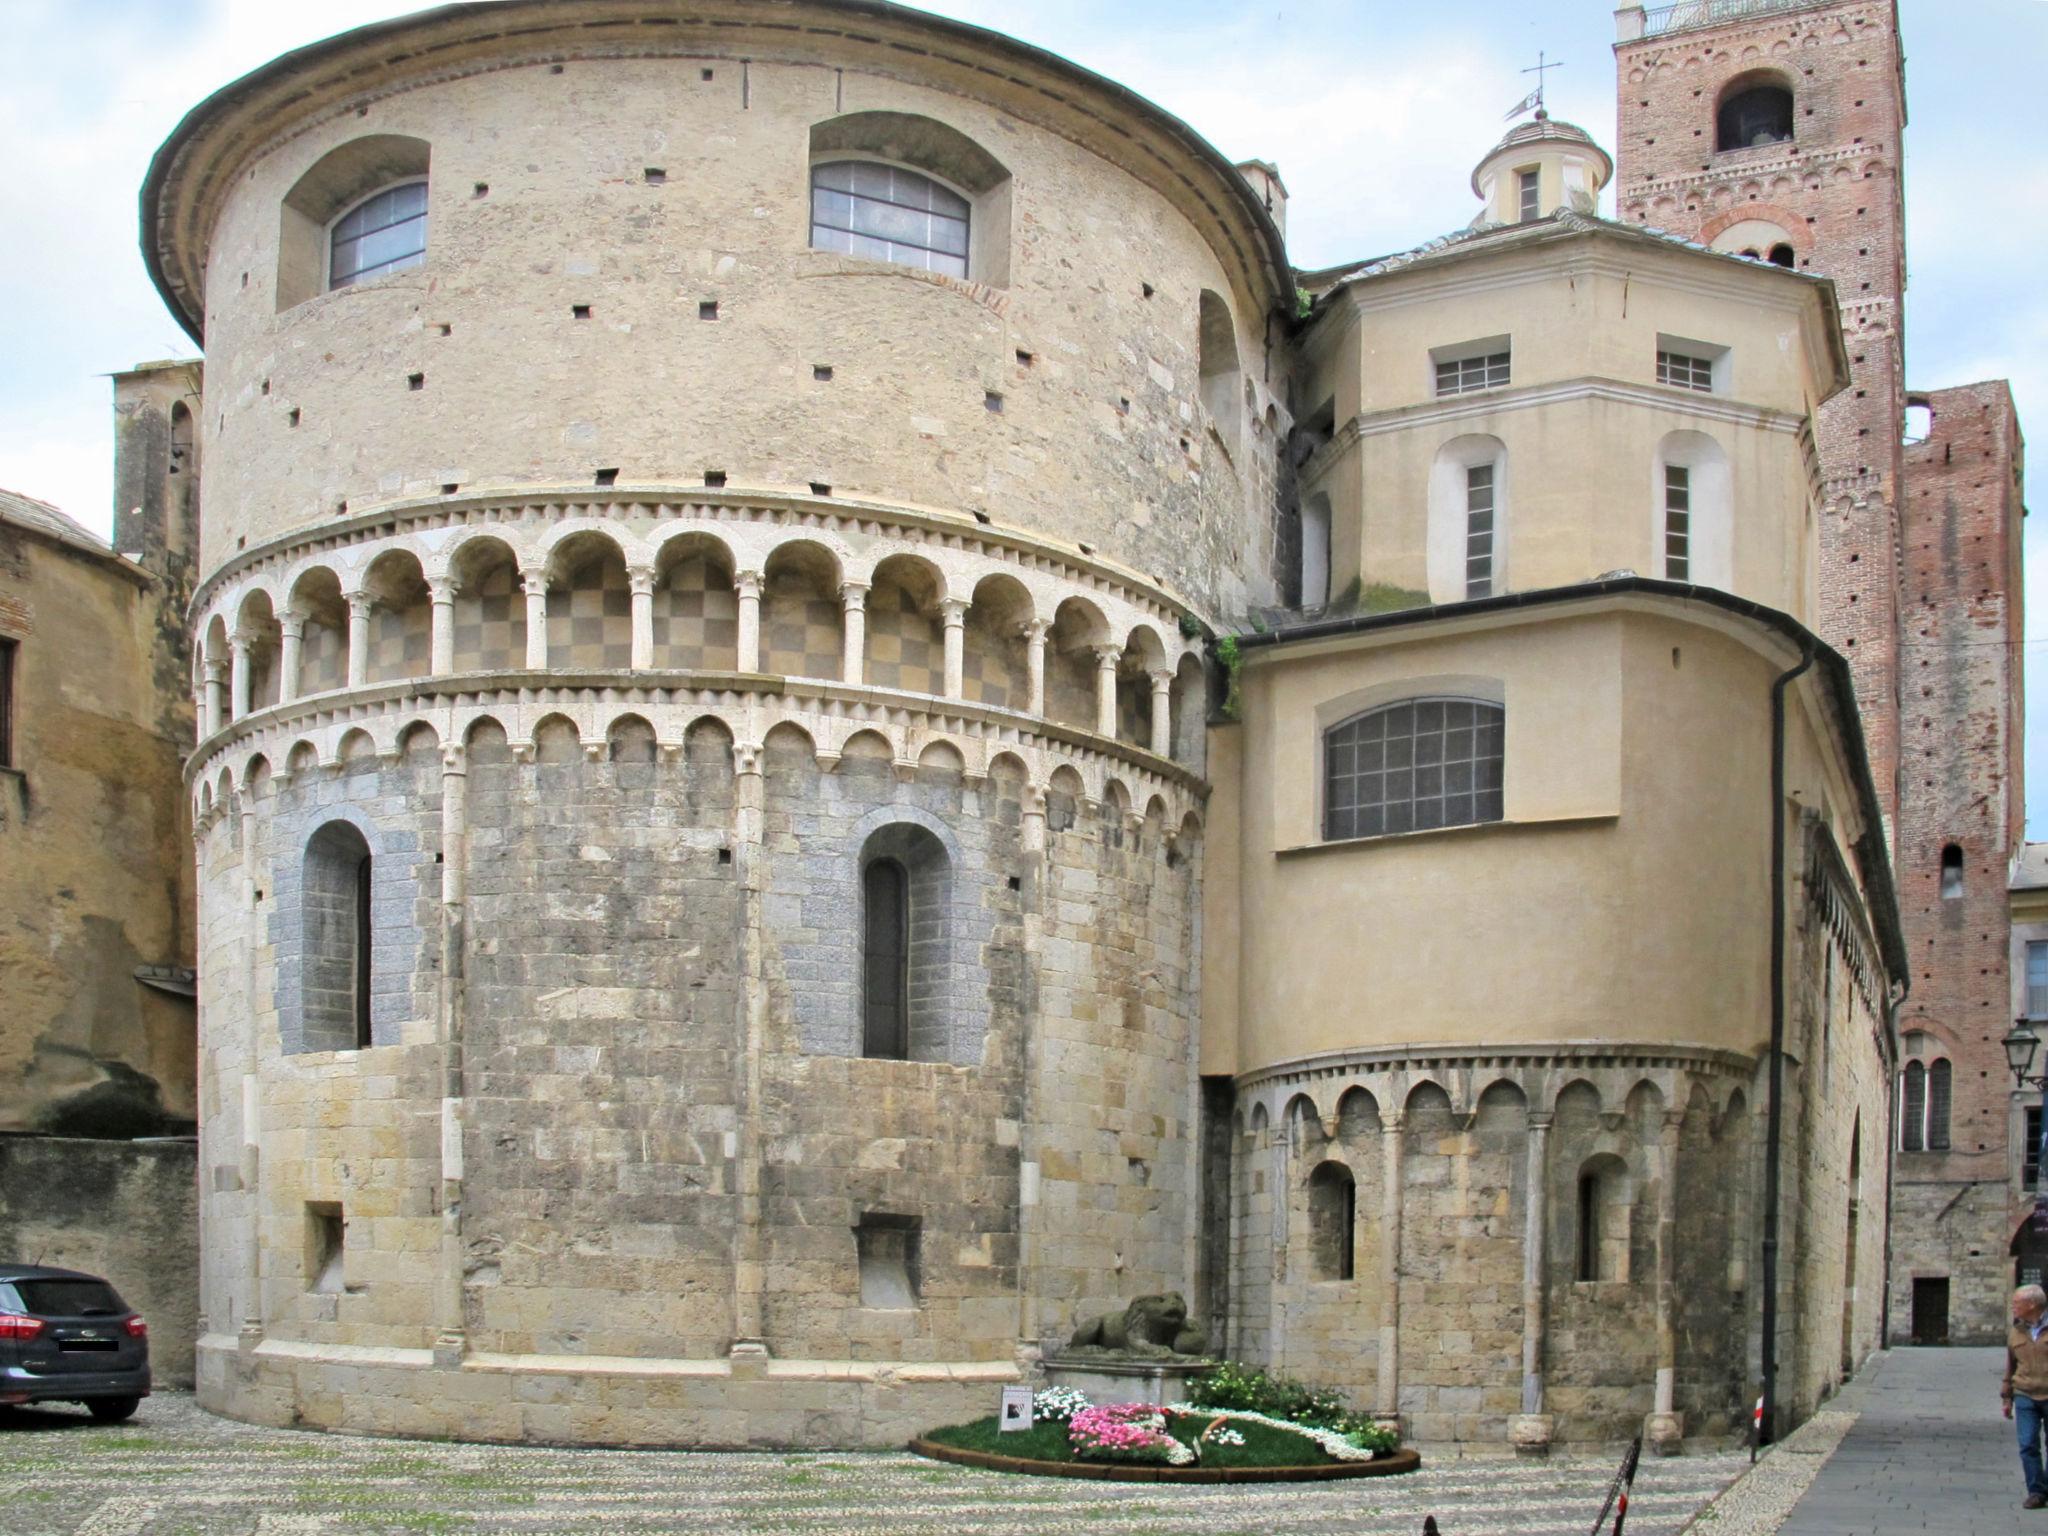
(2029, 941, 2048, 1019)
(1518, 170, 1540, 222)
(1435, 351, 1510, 397)
(1466, 464, 1496, 598)
(0, 636, 14, 768)
(1657, 350, 1715, 392)
(810, 161, 970, 278)
(1664, 464, 1691, 580)
(330, 181, 428, 289)
(2027, 1105, 2043, 1190)
(1927, 1059, 1952, 1151)
(1900, 1061, 1926, 1152)
(1323, 697, 1504, 841)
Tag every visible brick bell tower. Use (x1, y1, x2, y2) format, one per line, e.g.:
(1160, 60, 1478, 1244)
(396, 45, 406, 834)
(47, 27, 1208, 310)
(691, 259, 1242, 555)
(1613, 0, 1908, 823)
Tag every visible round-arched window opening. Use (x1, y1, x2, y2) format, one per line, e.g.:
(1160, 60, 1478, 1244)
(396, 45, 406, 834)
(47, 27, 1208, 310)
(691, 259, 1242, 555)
(1717, 83, 1794, 152)
(811, 161, 969, 278)
(1767, 244, 1795, 269)
(329, 180, 428, 290)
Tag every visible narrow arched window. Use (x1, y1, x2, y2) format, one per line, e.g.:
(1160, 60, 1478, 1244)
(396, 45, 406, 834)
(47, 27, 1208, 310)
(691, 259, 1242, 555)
(861, 858, 910, 1059)
(1325, 697, 1503, 841)
(1717, 83, 1794, 151)
(1576, 1155, 1631, 1282)
(301, 820, 375, 1053)
(1900, 1060, 1926, 1152)
(1927, 1059, 1952, 1151)
(329, 181, 428, 290)
(1300, 494, 1331, 611)
(1577, 1171, 1601, 1281)
(1198, 290, 1243, 450)
(1308, 1162, 1356, 1281)
(1767, 243, 1795, 269)
(1940, 843, 1964, 899)
(810, 161, 969, 278)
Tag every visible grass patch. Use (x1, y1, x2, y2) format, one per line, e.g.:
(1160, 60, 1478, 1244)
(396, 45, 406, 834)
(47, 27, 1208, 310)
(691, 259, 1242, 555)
(925, 1412, 1339, 1469)
(91, 1435, 157, 1451)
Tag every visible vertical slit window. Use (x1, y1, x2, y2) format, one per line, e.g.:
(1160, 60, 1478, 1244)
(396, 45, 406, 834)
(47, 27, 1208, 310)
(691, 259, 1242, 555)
(0, 636, 15, 768)
(1577, 1173, 1600, 1282)
(1940, 843, 1964, 899)
(1927, 1059, 1952, 1151)
(1518, 169, 1540, 221)
(353, 854, 373, 1049)
(862, 858, 909, 1059)
(810, 161, 969, 278)
(1664, 464, 1691, 580)
(1900, 1061, 1926, 1152)
(1466, 464, 1496, 598)
(2028, 941, 2048, 1019)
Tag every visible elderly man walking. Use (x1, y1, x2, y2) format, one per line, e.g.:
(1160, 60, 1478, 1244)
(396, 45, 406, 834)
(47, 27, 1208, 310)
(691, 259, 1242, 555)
(2004, 1284, 2048, 1509)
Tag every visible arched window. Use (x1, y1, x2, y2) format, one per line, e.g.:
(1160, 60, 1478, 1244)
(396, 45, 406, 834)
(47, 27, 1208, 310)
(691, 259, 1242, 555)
(1900, 1060, 1926, 1152)
(1300, 493, 1331, 611)
(810, 161, 969, 278)
(859, 822, 952, 1060)
(1654, 431, 1732, 590)
(1767, 243, 1796, 269)
(1198, 290, 1243, 452)
(1716, 81, 1794, 152)
(1928, 1059, 1952, 1151)
(1307, 1161, 1356, 1281)
(302, 821, 374, 1052)
(1427, 434, 1508, 603)
(1576, 1155, 1632, 1282)
(1324, 697, 1504, 841)
(1940, 843, 1964, 899)
(329, 181, 428, 290)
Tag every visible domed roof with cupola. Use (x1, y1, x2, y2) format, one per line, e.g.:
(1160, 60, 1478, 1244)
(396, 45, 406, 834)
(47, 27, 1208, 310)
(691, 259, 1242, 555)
(1470, 109, 1614, 223)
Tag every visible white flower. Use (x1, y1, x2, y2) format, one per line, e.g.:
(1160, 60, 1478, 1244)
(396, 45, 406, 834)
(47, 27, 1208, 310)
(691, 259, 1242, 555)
(1164, 1403, 1381, 1463)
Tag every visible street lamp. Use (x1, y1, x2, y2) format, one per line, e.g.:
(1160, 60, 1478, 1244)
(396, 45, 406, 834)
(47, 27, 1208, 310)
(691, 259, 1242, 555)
(2008, 1018, 2047, 1088)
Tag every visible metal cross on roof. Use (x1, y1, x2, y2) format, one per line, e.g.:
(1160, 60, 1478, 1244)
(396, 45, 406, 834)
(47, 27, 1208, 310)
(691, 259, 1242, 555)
(1504, 51, 1564, 122)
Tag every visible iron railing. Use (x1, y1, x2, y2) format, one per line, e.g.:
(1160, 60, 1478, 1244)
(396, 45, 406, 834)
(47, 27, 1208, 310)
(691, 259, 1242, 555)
(1641, 0, 1828, 38)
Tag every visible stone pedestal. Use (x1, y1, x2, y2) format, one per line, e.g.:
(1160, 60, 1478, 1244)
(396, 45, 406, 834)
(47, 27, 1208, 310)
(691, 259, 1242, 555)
(728, 1340, 771, 1381)
(1508, 1412, 1553, 1457)
(1041, 1355, 1214, 1407)
(1645, 1410, 1684, 1455)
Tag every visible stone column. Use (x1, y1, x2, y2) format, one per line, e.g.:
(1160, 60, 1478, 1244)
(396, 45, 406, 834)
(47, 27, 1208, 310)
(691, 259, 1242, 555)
(1148, 668, 1175, 757)
(344, 589, 372, 688)
(1012, 778, 1048, 1367)
(1268, 1116, 1291, 1374)
(229, 629, 254, 721)
(522, 575, 549, 670)
(735, 570, 763, 674)
(1647, 1108, 1686, 1453)
(434, 743, 469, 1368)
(839, 581, 869, 685)
(728, 737, 770, 1375)
(940, 598, 969, 699)
(201, 660, 226, 738)
(428, 576, 458, 677)
(278, 615, 303, 703)
(1511, 1112, 1554, 1455)
(1023, 620, 1051, 717)
(1376, 1113, 1405, 1427)
(628, 564, 655, 671)
(237, 795, 264, 1349)
(1092, 644, 1122, 738)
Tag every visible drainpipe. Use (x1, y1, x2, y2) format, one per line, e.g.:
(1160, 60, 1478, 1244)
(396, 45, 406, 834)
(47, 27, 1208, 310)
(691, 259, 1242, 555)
(1759, 639, 1814, 1447)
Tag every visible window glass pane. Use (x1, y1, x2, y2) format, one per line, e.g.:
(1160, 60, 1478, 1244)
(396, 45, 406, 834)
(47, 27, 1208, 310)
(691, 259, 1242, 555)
(1927, 1060, 1952, 1151)
(1901, 1062, 1925, 1152)
(330, 181, 427, 289)
(1324, 698, 1505, 841)
(811, 160, 972, 279)
(2030, 942, 2048, 1018)
(1435, 351, 1511, 397)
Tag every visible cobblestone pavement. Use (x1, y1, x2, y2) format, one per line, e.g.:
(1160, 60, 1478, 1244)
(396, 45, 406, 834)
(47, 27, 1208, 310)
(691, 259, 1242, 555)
(0, 1392, 1748, 1535)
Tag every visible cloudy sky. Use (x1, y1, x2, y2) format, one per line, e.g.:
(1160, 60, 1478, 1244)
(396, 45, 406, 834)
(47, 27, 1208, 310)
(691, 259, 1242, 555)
(5, 0, 2044, 825)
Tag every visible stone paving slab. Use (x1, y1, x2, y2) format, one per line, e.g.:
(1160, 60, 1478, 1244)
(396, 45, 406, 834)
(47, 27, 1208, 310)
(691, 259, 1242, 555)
(0, 1392, 1748, 1535)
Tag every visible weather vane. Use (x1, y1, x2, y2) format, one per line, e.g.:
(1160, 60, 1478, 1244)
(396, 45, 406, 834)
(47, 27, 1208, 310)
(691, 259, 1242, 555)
(1505, 50, 1563, 122)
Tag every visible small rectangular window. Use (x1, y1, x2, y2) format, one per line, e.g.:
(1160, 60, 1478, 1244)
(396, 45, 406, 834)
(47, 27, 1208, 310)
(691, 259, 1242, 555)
(855, 1213, 920, 1308)
(1518, 169, 1540, 222)
(2029, 941, 2048, 1019)
(0, 637, 15, 768)
(1435, 350, 1511, 397)
(1657, 349, 1716, 392)
(1664, 464, 1691, 581)
(1465, 465, 1495, 599)
(306, 1203, 346, 1294)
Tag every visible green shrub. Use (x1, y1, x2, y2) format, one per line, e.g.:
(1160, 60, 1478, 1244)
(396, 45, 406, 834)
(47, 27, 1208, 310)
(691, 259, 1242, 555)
(1184, 1360, 1397, 1448)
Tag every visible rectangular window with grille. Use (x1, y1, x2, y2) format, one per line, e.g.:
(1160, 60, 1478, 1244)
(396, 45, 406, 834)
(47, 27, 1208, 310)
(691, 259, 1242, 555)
(1435, 351, 1510, 397)
(0, 637, 14, 769)
(1657, 349, 1716, 392)
(1901, 1063, 1925, 1152)
(2028, 1106, 2043, 1191)
(1664, 464, 1691, 580)
(1465, 465, 1496, 598)
(1323, 698, 1505, 841)
(2029, 941, 2048, 1019)
(1518, 169, 1540, 221)
(1927, 1060, 1952, 1151)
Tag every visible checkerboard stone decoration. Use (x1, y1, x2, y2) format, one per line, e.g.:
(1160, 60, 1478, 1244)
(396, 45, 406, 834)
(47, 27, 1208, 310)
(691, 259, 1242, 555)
(652, 553, 740, 670)
(761, 569, 842, 679)
(864, 580, 941, 695)
(1116, 671, 1150, 747)
(451, 560, 526, 672)
(961, 610, 1027, 709)
(547, 549, 634, 671)
(299, 617, 348, 693)
(366, 598, 431, 684)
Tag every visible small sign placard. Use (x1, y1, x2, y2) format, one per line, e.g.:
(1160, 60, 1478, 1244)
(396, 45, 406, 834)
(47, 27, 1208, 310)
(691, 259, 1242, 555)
(998, 1384, 1034, 1432)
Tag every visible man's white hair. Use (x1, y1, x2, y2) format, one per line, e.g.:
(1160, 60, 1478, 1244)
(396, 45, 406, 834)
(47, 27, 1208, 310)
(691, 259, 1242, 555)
(2016, 1284, 2048, 1309)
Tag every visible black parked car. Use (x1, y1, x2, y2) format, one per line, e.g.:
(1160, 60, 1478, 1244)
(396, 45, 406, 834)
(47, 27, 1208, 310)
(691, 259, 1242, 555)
(0, 1265, 150, 1422)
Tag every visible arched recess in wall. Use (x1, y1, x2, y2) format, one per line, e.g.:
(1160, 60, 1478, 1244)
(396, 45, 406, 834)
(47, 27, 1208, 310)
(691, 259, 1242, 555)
(1576, 1153, 1634, 1283)
(1300, 490, 1332, 611)
(277, 135, 431, 311)
(300, 820, 374, 1054)
(807, 112, 1011, 286)
(1426, 434, 1508, 604)
(858, 821, 954, 1062)
(1715, 73, 1795, 152)
(1709, 218, 1796, 265)
(1653, 430, 1732, 590)
(1198, 290, 1242, 456)
(362, 547, 431, 685)
(1306, 1160, 1356, 1282)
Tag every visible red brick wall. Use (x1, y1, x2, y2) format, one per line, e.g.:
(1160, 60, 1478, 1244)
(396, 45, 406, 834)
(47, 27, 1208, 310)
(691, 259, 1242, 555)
(1614, 0, 1907, 816)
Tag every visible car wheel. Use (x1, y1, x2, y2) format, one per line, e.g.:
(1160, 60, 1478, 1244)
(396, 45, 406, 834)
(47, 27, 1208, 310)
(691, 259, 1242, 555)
(86, 1398, 140, 1424)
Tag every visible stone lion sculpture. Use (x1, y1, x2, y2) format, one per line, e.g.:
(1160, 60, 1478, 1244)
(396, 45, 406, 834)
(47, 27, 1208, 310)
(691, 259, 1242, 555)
(1065, 1291, 1210, 1358)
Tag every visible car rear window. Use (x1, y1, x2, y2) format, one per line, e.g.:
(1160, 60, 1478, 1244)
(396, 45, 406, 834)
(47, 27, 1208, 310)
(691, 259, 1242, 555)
(12, 1280, 126, 1317)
